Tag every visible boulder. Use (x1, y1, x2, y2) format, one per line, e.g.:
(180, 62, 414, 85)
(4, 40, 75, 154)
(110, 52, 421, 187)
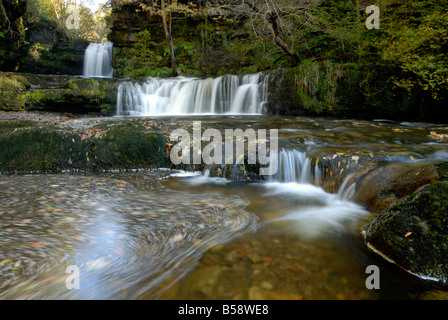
(363, 178, 448, 285)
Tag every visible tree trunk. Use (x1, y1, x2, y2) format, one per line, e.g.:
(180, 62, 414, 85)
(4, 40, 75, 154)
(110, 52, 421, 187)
(168, 11, 177, 76)
(244, 1, 300, 66)
(268, 11, 300, 66)
(49, 0, 60, 21)
(161, 1, 178, 76)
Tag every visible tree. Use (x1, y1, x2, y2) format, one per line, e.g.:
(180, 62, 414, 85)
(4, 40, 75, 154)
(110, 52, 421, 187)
(216, 0, 318, 66)
(160, 0, 177, 76)
(140, 0, 205, 76)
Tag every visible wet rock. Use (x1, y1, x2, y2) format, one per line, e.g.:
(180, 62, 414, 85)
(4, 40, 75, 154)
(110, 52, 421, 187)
(247, 253, 261, 264)
(248, 286, 266, 300)
(265, 68, 302, 116)
(260, 281, 274, 290)
(180, 265, 227, 298)
(417, 290, 448, 300)
(223, 250, 238, 263)
(209, 243, 224, 253)
(0, 119, 170, 174)
(354, 162, 442, 212)
(363, 181, 448, 286)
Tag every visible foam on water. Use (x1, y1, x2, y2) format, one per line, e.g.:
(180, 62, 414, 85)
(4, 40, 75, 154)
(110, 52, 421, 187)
(263, 181, 368, 239)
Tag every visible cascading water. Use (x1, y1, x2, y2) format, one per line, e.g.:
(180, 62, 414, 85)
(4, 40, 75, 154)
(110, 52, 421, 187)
(83, 43, 114, 78)
(263, 148, 366, 238)
(116, 73, 269, 116)
(269, 149, 321, 185)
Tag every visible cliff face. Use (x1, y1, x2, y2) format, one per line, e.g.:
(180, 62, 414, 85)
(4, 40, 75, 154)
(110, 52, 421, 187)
(108, 0, 161, 47)
(108, 0, 265, 77)
(0, 0, 88, 75)
(18, 19, 89, 75)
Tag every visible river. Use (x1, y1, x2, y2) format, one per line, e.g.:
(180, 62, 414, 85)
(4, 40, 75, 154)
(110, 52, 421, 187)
(1, 114, 447, 299)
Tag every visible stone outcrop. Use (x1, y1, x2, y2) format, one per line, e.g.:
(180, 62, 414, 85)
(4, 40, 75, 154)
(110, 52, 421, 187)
(0, 72, 117, 114)
(0, 117, 170, 174)
(362, 163, 448, 286)
(18, 19, 89, 75)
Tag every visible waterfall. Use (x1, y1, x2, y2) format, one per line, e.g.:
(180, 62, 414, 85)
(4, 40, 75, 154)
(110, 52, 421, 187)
(270, 149, 360, 201)
(83, 43, 114, 78)
(269, 149, 321, 185)
(116, 73, 269, 116)
(265, 150, 365, 239)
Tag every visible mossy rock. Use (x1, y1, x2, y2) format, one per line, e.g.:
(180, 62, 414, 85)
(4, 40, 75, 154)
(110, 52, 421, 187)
(0, 72, 118, 114)
(265, 68, 303, 116)
(0, 120, 170, 173)
(0, 74, 27, 111)
(363, 181, 448, 286)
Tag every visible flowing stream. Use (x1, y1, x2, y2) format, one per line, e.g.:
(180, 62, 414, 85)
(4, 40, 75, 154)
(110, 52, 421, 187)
(1, 113, 448, 299)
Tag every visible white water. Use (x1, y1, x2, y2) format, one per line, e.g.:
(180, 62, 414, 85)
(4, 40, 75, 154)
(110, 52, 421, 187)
(265, 149, 366, 239)
(269, 149, 321, 185)
(116, 73, 269, 116)
(174, 148, 366, 239)
(264, 182, 367, 239)
(83, 43, 114, 78)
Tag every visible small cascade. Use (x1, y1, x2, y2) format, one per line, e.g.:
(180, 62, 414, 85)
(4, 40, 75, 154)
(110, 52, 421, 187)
(83, 43, 114, 78)
(264, 150, 365, 239)
(116, 73, 269, 116)
(269, 149, 321, 185)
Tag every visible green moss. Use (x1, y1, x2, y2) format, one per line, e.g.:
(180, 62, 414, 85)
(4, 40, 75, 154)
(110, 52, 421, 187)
(365, 181, 448, 284)
(7, 75, 119, 113)
(0, 74, 26, 111)
(0, 121, 170, 173)
(293, 59, 344, 114)
(436, 162, 448, 181)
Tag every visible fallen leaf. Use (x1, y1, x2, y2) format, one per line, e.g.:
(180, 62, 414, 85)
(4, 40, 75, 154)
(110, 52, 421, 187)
(30, 242, 46, 247)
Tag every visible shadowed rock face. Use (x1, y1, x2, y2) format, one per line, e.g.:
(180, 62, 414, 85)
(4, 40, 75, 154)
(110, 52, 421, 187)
(362, 164, 448, 286)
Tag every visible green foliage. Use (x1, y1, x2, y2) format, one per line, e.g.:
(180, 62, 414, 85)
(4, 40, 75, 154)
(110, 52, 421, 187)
(295, 59, 344, 114)
(373, 3, 448, 99)
(1, 0, 111, 72)
(115, 29, 172, 78)
(272, 0, 448, 120)
(25, 0, 111, 42)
